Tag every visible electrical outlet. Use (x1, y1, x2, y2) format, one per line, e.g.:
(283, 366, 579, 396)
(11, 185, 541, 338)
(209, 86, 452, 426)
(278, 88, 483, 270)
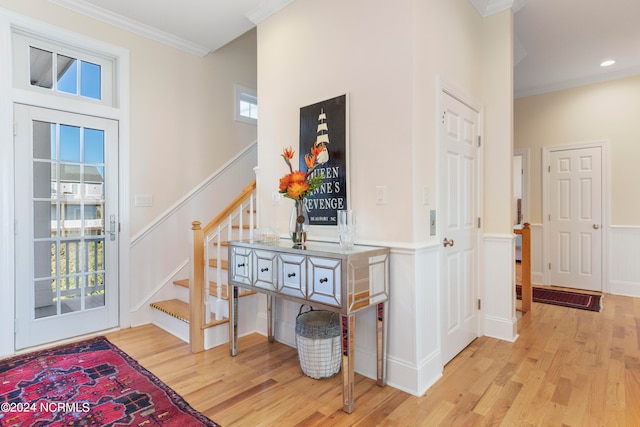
(271, 191, 281, 206)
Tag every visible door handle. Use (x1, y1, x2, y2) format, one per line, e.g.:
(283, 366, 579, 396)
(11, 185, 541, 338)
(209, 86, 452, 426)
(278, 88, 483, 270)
(443, 237, 454, 247)
(109, 214, 116, 241)
(593, 224, 600, 230)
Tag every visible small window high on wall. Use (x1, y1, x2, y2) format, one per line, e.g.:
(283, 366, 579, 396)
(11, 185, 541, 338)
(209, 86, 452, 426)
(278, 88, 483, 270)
(235, 84, 257, 125)
(12, 31, 114, 106)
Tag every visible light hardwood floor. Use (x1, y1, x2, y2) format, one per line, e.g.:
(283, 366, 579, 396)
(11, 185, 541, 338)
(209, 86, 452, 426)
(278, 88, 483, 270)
(105, 291, 640, 426)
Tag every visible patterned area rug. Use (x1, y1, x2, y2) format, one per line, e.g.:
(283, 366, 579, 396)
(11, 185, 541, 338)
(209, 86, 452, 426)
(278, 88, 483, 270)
(516, 285, 602, 312)
(0, 336, 219, 427)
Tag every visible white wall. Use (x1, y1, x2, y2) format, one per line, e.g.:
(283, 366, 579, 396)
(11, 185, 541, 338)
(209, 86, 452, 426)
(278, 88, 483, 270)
(515, 75, 640, 296)
(256, 0, 515, 396)
(515, 75, 640, 226)
(257, 0, 415, 244)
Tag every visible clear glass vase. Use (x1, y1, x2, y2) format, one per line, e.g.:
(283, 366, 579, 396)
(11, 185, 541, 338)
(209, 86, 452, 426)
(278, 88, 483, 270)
(289, 200, 308, 245)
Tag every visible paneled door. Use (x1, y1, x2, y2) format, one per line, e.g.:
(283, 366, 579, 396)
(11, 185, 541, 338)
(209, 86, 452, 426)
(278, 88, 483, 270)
(548, 147, 602, 291)
(14, 104, 119, 349)
(439, 91, 480, 365)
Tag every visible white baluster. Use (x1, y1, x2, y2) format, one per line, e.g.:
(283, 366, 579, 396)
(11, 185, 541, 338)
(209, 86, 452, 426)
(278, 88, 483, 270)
(249, 194, 255, 238)
(203, 234, 211, 324)
(215, 223, 223, 320)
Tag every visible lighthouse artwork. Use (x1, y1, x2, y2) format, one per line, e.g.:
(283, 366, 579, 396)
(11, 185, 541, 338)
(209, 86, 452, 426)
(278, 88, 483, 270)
(299, 94, 349, 226)
(315, 109, 330, 164)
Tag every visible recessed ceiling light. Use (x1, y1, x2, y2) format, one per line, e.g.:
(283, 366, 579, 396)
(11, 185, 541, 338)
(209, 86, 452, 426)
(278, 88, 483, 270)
(600, 59, 616, 67)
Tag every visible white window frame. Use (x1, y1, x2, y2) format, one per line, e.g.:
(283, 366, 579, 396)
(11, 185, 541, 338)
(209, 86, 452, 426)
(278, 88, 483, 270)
(234, 84, 257, 125)
(12, 30, 115, 107)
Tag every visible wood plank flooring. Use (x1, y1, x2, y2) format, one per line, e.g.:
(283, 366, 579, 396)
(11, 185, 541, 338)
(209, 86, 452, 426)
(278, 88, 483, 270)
(106, 291, 640, 426)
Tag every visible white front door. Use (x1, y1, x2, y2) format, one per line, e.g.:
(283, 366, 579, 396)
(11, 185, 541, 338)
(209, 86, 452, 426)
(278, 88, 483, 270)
(14, 104, 119, 349)
(440, 91, 479, 365)
(548, 147, 602, 291)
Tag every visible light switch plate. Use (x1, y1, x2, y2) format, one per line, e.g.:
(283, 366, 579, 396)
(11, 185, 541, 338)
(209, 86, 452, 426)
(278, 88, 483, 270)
(135, 194, 153, 207)
(375, 186, 387, 205)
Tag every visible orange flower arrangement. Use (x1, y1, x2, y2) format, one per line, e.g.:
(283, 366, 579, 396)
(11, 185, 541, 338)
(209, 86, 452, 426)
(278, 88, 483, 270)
(279, 144, 324, 201)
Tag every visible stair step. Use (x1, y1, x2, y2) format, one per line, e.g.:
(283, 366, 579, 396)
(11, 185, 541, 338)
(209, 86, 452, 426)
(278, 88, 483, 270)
(150, 299, 190, 323)
(209, 259, 229, 269)
(150, 299, 229, 329)
(173, 279, 256, 299)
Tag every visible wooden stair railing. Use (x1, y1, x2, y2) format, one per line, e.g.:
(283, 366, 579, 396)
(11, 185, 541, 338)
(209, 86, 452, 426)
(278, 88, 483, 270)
(190, 180, 257, 353)
(514, 222, 531, 312)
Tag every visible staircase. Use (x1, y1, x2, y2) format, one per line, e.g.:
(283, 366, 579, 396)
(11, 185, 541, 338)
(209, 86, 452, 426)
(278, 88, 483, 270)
(149, 180, 258, 352)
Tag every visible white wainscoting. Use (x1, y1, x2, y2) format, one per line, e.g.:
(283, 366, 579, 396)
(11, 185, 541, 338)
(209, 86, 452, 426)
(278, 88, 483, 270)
(483, 233, 518, 342)
(526, 224, 640, 297)
(529, 223, 544, 285)
(129, 143, 257, 326)
(609, 226, 640, 297)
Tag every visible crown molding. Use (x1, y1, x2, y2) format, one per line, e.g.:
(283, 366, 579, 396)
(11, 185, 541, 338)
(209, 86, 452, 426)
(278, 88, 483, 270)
(48, 0, 211, 57)
(245, 0, 295, 25)
(469, 0, 525, 17)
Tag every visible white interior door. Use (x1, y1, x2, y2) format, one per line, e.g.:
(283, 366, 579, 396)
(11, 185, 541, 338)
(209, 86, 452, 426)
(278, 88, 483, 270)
(548, 147, 602, 291)
(440, 91, 479, 365)
(14, 104, 119, 349)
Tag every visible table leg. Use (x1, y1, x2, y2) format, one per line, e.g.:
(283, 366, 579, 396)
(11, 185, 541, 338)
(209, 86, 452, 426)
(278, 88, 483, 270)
(376, 301, 387, 386)
(341, 313, 355, 413)
(267, 294, 275, 342)
(229, 285, 239, 356)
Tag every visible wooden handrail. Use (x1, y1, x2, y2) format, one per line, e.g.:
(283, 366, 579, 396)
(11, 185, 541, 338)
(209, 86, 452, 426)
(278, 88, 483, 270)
(190, 179, 257, 353)
(203, 180, 257, 235)
(514, 223, 531, 312)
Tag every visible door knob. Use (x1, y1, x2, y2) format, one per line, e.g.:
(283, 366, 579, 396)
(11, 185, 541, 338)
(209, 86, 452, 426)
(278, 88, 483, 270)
(593, 224, 600, 229)
(443, 237, 454, 247)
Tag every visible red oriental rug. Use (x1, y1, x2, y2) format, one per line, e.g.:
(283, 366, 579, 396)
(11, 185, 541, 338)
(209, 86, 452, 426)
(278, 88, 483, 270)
(0, 336, 219, 427)
(516, 285, 602, 312)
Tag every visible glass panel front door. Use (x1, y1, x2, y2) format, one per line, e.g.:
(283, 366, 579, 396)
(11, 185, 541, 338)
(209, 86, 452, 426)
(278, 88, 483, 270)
(15, 104, 118, 349)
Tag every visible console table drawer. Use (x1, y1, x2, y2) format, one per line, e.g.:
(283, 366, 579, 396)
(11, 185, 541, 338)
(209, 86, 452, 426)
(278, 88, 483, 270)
(307, 256, 341, 307)
(230, 247, 252, 286)
(278, 253, 306, 299)
(254, 250, 277, 291)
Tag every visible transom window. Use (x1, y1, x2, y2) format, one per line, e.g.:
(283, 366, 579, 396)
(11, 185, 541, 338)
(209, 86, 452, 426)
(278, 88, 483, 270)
(29, 46, 101, 100)
(12, 31, 114, 106)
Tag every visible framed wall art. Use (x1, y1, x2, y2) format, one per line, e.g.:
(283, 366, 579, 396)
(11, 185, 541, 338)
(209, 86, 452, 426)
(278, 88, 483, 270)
(298, 94, 349, 226)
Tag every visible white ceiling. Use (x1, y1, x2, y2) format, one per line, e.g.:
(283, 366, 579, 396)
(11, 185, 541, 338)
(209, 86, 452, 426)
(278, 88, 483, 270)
(51, 0, 640, 98)
(514, 0, 640, 97)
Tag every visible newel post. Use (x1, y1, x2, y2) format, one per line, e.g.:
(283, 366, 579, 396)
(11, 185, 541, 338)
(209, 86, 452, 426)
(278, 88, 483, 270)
(521, 223, 532, 312)
(190, 221, 205, 353)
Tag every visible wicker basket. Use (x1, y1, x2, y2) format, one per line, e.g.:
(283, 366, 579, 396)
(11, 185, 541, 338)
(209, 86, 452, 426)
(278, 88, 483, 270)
(295, 306, 342, 379)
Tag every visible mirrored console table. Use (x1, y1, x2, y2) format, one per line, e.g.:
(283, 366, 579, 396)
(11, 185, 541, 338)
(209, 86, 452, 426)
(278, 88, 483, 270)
(227, 240, 390, 413)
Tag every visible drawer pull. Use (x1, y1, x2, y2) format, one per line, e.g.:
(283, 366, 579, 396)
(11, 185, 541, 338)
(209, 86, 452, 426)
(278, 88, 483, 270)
(319, 277, 328, 283)
(237, 263, 245, 267)
(261, 267, 269, 272)
(287, 272, 296, 278)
